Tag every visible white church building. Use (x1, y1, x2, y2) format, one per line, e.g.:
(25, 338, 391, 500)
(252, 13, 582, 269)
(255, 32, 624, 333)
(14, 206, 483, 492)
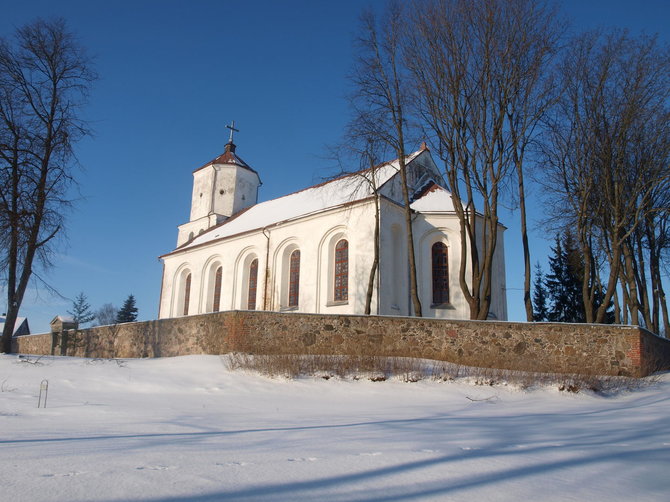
(158, 132, 507, 320)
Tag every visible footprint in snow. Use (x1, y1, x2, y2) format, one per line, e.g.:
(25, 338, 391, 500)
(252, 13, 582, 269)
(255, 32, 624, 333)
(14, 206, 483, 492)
(287, 457, 318, 462)
(216, 461, 251, 467)
(419, 449, 439, 453)
(357, 452, 382, 457)
(136, 465, 171, 471)
(42, 471, 83, 478)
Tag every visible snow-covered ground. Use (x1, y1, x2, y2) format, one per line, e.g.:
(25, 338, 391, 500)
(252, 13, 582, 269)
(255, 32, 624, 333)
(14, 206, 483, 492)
(1, 354, 668, 502)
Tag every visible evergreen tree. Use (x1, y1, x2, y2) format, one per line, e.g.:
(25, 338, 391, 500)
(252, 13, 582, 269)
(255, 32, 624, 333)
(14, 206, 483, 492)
(67, 292, 96, 326)
(562, 232, 586, 322)
(116, 295, 138, 323)
(543, 232, 614, 324)
(545, 235, 567, 321)
(545, 233, 585, 322)
(532, 263, 549, 321)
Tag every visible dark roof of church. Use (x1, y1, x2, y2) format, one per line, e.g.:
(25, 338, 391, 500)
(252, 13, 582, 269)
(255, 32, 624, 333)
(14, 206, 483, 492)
(411, 180, 442, 202)
(194, 141, 258, 175)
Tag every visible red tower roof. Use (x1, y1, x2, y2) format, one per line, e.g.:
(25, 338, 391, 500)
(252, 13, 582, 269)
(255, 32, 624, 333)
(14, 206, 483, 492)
(194, 141, 258, 174)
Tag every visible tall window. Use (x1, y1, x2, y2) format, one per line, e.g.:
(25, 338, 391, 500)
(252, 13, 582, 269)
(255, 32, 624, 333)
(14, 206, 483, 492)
(432, 242, 449, 304)
(288, 249, 300, 307)
(334, 239, 348, 302)
(212, 266, 222, 312)
(391, 225, 402, 308)
(248, 259, 258, 310)
(183, 273, 192, 315)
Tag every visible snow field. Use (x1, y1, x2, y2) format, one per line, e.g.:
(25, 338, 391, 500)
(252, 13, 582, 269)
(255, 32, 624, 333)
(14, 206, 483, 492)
(0, 354, 668, 501)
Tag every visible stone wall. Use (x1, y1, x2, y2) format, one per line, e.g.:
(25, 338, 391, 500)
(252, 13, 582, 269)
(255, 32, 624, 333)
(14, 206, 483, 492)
(13, 311, 670, 378)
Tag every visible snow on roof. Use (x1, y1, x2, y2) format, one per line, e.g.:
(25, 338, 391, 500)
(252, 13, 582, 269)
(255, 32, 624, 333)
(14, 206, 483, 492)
(410, 183, 455, 212)
(51, 315, 75, 324)
(175, 150, 424, 253)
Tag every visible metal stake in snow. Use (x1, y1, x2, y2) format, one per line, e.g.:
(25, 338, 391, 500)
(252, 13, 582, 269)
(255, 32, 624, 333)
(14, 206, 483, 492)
(38, 379, 48, 408)
(226, 120, 239, 144)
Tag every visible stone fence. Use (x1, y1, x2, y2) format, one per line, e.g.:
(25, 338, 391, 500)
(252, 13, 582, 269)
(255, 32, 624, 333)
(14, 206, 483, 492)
(13, 310, 670, 378)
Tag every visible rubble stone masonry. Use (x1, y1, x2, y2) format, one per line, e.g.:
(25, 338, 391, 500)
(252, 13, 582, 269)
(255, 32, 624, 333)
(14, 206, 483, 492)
(13, 311, 670, 377)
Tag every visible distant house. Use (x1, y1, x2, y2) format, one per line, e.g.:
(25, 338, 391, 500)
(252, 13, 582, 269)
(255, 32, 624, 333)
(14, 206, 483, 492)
(0, 316, 30, 337)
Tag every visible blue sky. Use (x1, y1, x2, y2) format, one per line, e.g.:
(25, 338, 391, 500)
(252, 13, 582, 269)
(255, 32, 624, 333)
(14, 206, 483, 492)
(2, 0, 668, 333)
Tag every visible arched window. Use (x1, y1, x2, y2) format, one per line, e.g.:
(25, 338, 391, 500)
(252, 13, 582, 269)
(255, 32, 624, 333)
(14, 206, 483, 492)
(391, 225, 402, 309)
(183, 273, 192, 315)
(288, 249, 300, 307)
(212, 266, 222, 312)
(248, 259, 258, 310)
(432, 242, 449, 305)
(334, 239, 348, 302)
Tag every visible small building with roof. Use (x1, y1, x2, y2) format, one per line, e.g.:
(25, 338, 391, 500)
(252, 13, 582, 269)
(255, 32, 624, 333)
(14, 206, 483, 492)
(0, 315, 30, 337)
(158, 127, 507, 320)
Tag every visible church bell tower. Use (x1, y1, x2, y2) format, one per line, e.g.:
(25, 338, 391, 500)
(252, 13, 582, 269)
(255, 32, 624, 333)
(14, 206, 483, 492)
(176, 121, 261, 247)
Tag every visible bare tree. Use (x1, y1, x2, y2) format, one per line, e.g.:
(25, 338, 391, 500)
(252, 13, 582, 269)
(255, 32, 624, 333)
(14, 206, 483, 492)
(350, 3, 422, 316)
(0, 19, 95, 352)
(405, 0, 560, 320)
(539, 30, 670, 327)
(327, 127, 391, 315)
(618, 109, 670, 333)
(94, 303, 117, 327)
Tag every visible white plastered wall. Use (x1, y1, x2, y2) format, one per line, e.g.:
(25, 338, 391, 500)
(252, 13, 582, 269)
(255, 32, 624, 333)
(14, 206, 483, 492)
(160, 199, 379, 319)
(377, 201, 507, 320)
(161, 198, 507, 321)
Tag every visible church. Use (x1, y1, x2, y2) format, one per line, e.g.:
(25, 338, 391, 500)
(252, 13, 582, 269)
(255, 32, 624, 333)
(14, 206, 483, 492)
(158, 127, 507, 320)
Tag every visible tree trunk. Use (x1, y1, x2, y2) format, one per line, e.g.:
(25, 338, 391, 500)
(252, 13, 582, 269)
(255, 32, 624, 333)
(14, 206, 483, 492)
(2, 140, 22, 353)
(518, 167, 533, 321)
(631, 233, 653, 331)
(579, 234, 595, 323)
(365, 193, 380, 315)
(397, 155, 422, 316)
(596, 244, 622, 324)
(613, 288, 622, 324)
(621, 240, 640, 326)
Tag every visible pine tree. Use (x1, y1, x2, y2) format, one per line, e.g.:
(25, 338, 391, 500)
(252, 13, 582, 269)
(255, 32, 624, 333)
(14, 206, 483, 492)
(545, 233, 586, 322)
(543, 232, 615, 324)
(546, 235, 567, 321)
(116, 295, 138, 323)
(67, 292, 96, 326)
(532, 263, 549, 321)
(562, 232, 586, 322)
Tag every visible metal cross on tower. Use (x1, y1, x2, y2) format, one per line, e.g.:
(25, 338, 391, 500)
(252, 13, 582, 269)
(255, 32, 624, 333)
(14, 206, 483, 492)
(226, 120, 239, 144)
